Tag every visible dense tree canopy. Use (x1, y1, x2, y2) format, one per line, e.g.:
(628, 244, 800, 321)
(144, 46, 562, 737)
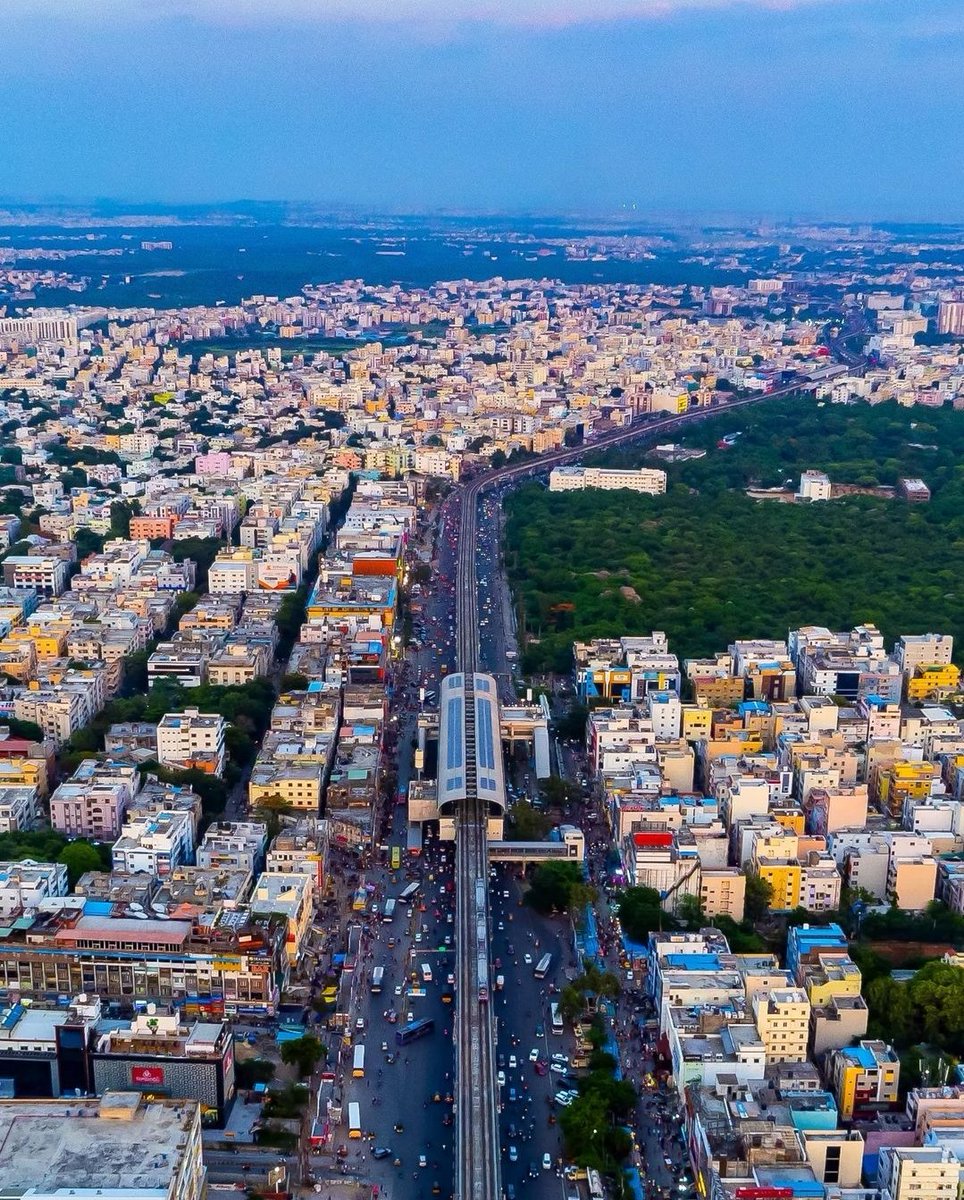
(526, 861, 594, 914)
(505, 397, 964, 673)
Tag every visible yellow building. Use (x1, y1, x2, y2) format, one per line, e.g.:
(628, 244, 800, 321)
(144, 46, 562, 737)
(702, 731, 764, 765)
(907, 663, 961, 703)
(249, 872, 313, 964)
(0, 625, 67, 661)
(829, 1040, 900, 1120)
(876, 760, 941, 819)
(0, 756, 49, 798)
(753, 987, 811, 1063)
(802, 953, 863, 1007)
(680, 705, 713, 743)
(691, 675, 745, 708)
(248, 763, 324, 812)
(771, 806, 806, 836)
(756, 857, 802, 911)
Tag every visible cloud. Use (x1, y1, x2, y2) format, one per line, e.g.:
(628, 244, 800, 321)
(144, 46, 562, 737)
(8, 0, 859, 28)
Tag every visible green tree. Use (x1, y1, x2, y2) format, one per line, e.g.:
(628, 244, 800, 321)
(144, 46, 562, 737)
(109, 501, 133, 539)
(559, 984, 585, 1023)
(677, 893, 705, 929)
(279, 1034, 325, 1078)
(280, 672, 309, 692)
(506, 800, 550, 841)
(744, 871, 774, 923)
(75, 527, 104, 558)
(57, 841, 104, 887)
(616, 887, 665, 942)
(236, 1058, 276, 1089)
(526, 861, 585, 914)
(2, 717, 44, 742)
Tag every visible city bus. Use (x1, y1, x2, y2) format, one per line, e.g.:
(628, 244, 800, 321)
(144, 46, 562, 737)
(399, 882, 420, 902)
(420, 962, 433, 984)
(390, 845, 401, 870)
(382, 899, 396, 924)
(352, 1045, 365, 1078)
(534, 953, 552, 980)
(351, 886, 367, 913)
(371, 966, 384, 995)
(395, 1017, 435, 1046)
(550, 1002, 564, 1035)
(348, 1101, 361, 1138)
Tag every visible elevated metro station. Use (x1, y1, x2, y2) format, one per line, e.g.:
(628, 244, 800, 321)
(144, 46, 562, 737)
(408, 672, 583, 856)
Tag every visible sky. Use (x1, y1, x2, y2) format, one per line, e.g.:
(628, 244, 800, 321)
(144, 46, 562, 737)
(1, 0, 963, 220)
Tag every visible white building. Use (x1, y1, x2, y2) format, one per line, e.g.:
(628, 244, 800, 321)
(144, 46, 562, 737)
(549, 465, 667, 495)
(111, 810, 195, 877)
(0, 860, 69, 919)
(156, 708, 227, 776)
(798, 470, 832, 502)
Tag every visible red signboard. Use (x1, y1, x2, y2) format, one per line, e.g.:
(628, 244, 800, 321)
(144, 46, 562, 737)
(734, 1190, 793, 1199)
(131, 1065, 165, 1086)
(632, 831, 674, 847)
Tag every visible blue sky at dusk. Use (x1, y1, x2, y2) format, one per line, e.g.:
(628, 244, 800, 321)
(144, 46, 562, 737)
(2, 0, 962, 218)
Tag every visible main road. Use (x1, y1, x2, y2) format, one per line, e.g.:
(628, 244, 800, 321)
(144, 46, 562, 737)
(452, 378, 809, 1200)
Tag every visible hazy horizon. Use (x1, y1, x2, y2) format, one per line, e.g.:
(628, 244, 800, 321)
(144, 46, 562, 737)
(2, 0, 963, 221)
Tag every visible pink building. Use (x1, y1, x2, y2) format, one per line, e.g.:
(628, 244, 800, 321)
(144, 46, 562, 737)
(195, 451, 234, 476)
(49, 761, 137, 840)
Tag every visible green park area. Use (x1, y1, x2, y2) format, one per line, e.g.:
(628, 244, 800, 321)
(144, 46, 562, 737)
(505, 396, 964, 674)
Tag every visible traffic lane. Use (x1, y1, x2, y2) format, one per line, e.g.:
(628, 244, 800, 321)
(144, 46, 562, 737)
(489, 868, 570, 1199)
(350, 861, 456, 1195)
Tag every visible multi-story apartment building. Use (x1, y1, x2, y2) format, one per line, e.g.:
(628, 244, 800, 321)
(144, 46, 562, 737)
(828, 1039, 900, 1119)
(49, 758, 139, 840)
(111, 810, 195, 877)
(156, 709, 227, 776)
(879, 1146, 960, 1200)
(752, 987, 811, 1063)
(0, 860, 69, 919)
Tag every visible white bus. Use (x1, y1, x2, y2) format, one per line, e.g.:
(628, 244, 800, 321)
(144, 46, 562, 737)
(371, 966, 384, 994)
(534, 953, 552, 979)
(399, 882, 420, 902)
(550, 1002, 564, 1035)
(348, 1101, 361, 1138)
(352, 1044, 366, 1078)
(421, 962, 433, 984)
(382, 898, 397, 923)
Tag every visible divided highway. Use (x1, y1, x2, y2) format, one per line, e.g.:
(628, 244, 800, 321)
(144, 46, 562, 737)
(454, 485, 502, 1200)
(451, 380, 807, 1199)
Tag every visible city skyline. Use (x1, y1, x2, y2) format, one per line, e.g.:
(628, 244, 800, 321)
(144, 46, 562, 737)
(2, 0, 963, 218)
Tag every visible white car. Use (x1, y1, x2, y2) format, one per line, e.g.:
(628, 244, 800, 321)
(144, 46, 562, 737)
(497, 1070, 506, 1087)
(550, 1063, 569, 1076)
(555, 1093, 574, 1107)
(529, 1048, 539, 1062)
(394, 984, 403, 996)
(508, 1055, 517, 1069)
(551, 1054, 569, 1066)
(523, 953, 532, 965)
(542, 1153, 552, 1171)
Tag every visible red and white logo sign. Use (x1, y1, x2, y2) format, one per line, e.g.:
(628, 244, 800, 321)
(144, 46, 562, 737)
(131, 1065, 165, 1086)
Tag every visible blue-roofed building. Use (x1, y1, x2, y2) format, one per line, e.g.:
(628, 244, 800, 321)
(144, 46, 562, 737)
(786, 922, 848, 983)
(828, 1039, 901, 1119)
